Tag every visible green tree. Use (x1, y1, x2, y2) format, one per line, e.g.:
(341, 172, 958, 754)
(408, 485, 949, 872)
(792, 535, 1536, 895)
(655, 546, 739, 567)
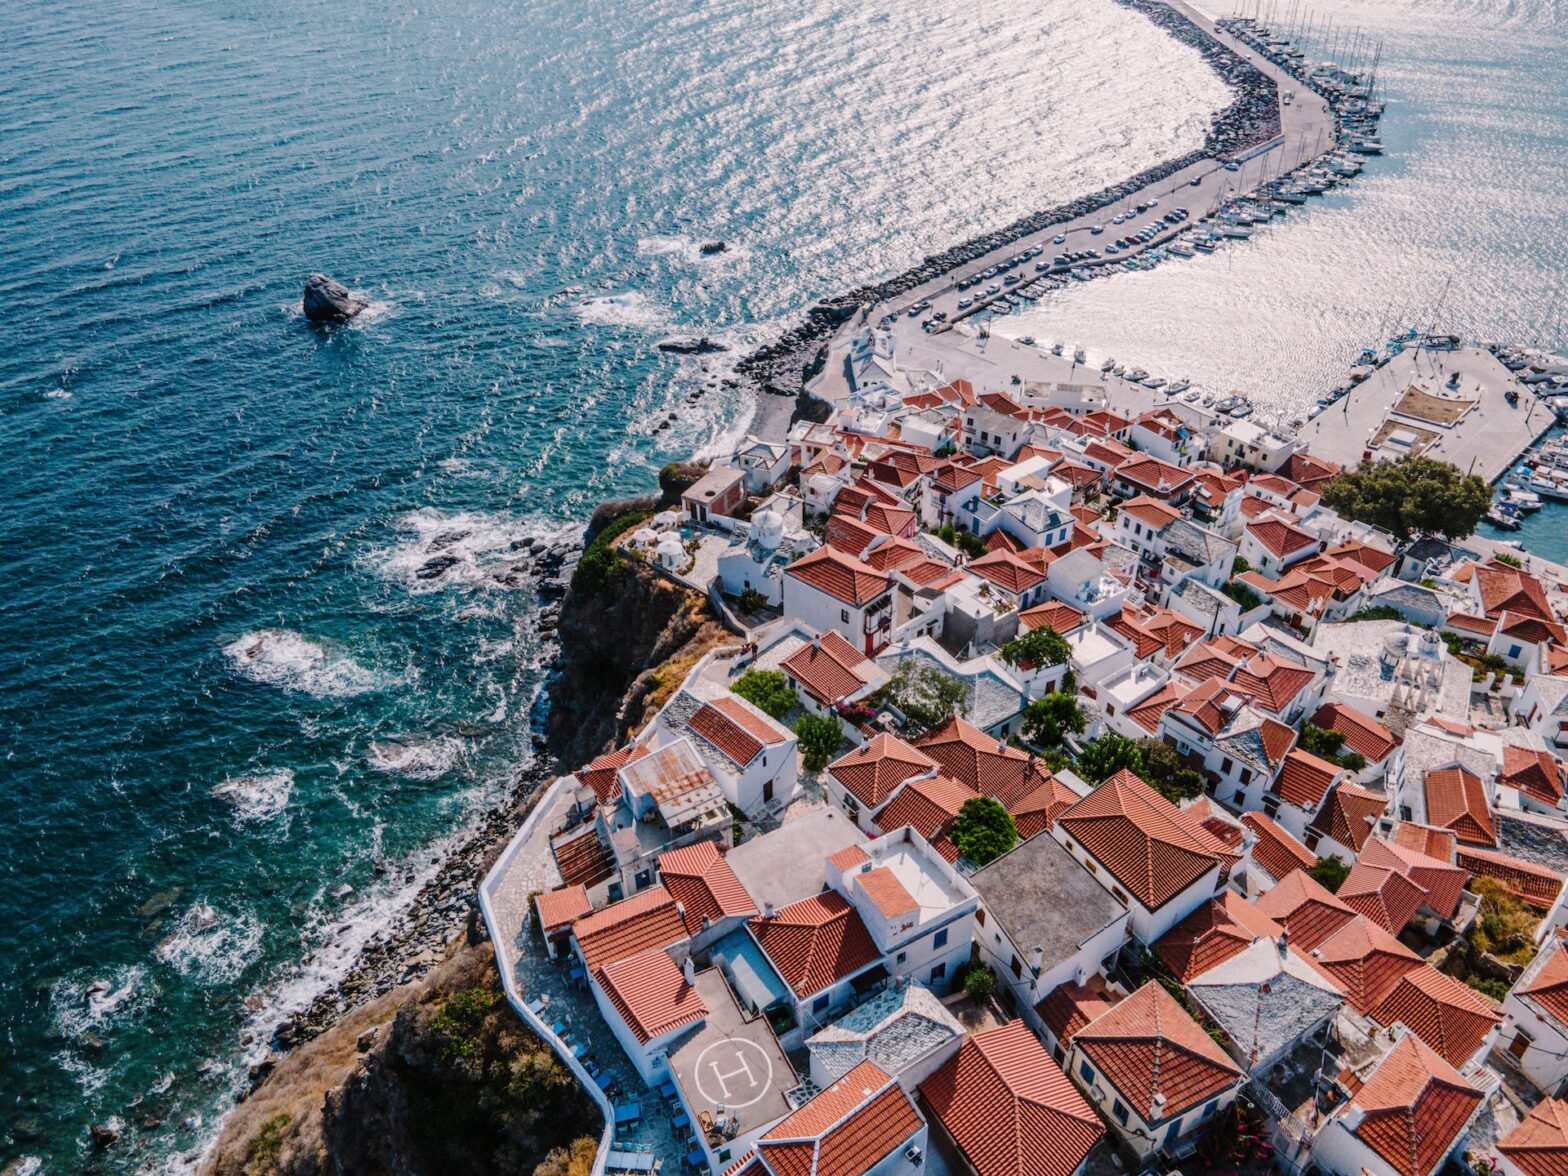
(1321, 453, 1492, 540)
(1021, 692, 1085, 749)
(1223, 580, 1262, 610)
(1308, 855, 1350, 893)
(732, 669, 797, 721)
(1298, 723, 1367, 772)
(1137, 738, 1205, 802)
(934, 523, 987, 558)
(794, 713, 845, 772)
(960, 963, 997, 1003)
(883, 660, 970, 730)
(1076, 733, 1146, 784)
(1001, 625, 1073, 671)
(1343, 605, 1406, 623)
(951, 796, 1018, 866)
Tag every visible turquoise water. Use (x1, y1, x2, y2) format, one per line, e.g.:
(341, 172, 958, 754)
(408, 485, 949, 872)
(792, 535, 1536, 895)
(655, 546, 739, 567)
(0, 0, 1232, 1167)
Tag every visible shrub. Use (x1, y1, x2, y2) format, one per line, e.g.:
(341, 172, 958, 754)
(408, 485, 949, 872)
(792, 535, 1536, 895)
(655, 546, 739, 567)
(1223, 579, 1263, 610)
(244, 1113, 293, 1176)
(533, 1138, 598, 1176)
(1494, 551, 1523, 568)
(1299, 722, 1367, 772)
(960, 964, 997, 1003)
(736, 587, 769, 614)
(1137, 738, 1204, 802)
(1021, 692, 1085, 749)
(1001, 625, 1073, 670)
(951, 797, 1018, 866)
(732, 669, 797, 720)
(794, 713, 844, 771)
(934, 523, 987, 558)
(882, 660, 969, 730)
(570, 509, 654, 594)
(1076, 733, 1145, 784)
(1309, 855, 1351, 893)
(1344, 605, 1406, 623)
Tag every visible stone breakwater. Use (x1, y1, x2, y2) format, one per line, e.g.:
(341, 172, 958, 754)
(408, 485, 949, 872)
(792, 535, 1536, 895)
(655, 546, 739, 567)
(736, 0, 1281, 398)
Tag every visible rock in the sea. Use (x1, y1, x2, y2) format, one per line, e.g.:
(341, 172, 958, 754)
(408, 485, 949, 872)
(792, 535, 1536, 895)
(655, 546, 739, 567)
(89, 1122, 121, 1150)
(415, 554, 460, 580)
(301, 273, 367, 323)
(656, 336, 728, 356)
(698, 240, 727, 255)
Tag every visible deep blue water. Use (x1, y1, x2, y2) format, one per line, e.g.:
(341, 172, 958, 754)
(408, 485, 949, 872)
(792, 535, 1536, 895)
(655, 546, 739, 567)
(0, 0, 1230, 1167)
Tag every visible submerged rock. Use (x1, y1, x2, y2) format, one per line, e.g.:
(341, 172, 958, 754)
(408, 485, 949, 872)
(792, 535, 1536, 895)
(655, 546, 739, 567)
(301, 273, 367, 323)
(656, 336, 728, 355)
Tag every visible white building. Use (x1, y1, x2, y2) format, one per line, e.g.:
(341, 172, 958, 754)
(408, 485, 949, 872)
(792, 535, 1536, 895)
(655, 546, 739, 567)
(782, 546, 895, 656)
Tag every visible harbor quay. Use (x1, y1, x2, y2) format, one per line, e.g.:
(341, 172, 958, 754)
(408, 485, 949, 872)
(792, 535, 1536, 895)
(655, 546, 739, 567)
(1297, 342, 1560, 484)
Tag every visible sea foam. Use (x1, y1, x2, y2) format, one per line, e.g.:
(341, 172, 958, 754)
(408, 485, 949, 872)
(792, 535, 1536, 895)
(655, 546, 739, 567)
(211, 768, 294, 822)
(223, 629, 381, 698)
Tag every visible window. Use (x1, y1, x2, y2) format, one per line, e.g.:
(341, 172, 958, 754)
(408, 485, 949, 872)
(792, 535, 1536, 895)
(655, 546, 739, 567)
(1510, 644, 1523, 658)
(1164, 1117, 1183, 1143)
(933, 928, 948, 950)
(1262, 795, 1280, 818)
(929, 963, 946, 984)
(1239, 767, 1253, 785)
(1113, 1100, 1129, 1126)
(1079, 1060, 1094, 1084)
(975, 908, 985, 927)
(1220, 756, 1233, 775)
(1304, 831, 1321, 851)
(1509, 1030, 1534, 1060)
(840, 609, 849, 624)
(812, 994, 830, 1013)
(896, 951, 907, 966)
(1112, 886, 1128, 904)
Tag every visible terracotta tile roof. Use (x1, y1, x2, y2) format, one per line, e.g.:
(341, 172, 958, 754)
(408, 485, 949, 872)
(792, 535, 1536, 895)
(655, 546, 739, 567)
(915, 716, 1053, 810)
(1082, 438, 1134, 467)
(1279, 451, 1342, 489)
(1169, 676, 1248, 735)
(1229, 652, 1317, 715)
(861, 537, 926, 573)
(1184, 797, 1245, 858)
(1502, 744, 1566, 808)
(1057, 770, 1227, 909)
(1499, 1097, 1568, 1176)
(1498, 610, 1567, 645)
(896, 557, 960, 588)
(826, 844, 870, 871)
(863, 502, 916, 536)
(1156, 891, 1284, 982)
(1339, 856, 1432, 935)
(1476, 564, 1553, 622)
(1456, 844, 1563, 910)
(759, 1060, 922, 1176)
(749, 892, 880, 997)
(1311, 702, 1399, 763)
(1423, 767, 1497, 847)
(1393, 823, 1458, 862)
(824, 513, 886, 557)
(1036, 981, 1115, 1048)
(856, 866, 919, 919)
(595, 948, 708, 1044)
(1006, 774, 1081, 841)
(1125, 681, 1185, 733)
(1357, 838, 1470, 923)
(1519, 940, 1568, 1027)
(1254, 869, 1358, 952)
(968, 549, 1047, 595)
(1308, 782, 1389, 853)
(1445, 611, 1498, 637)
(1345, 1033, 1483, 1176)
(1273, 748, 1342, 810)
(1305, 916, 1422, 1013)
(1120, 494, 1182, 529)
(534, 884, 592, 933)
(929, 461, 982, 494)
(1054, 459, 1105, 490)
(579, 743, 648, 804)
(1114, 454, 1194, 496)
(1245, 515, 1320, 559)
(574, 885, 689, 970)
(828, 733, 937, 809)
(785, 546, 893, 607)
(658, 841, 757, 935)
(1240, 811, 1315, 884)
(1264, 719, 1303, 768)
(919, 1021, 1104, 1176)
(781, 630, 877, 706)
(1372, 966, 1500, 1069)
(1073, 981, 1242, 1121)
(688, 696, 789, 769)
(872, 772, 976, 844)
(1018, 600, 1086, 636)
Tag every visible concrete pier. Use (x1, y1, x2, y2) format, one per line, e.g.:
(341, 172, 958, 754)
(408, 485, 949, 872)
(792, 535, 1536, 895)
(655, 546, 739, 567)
(1295, 345, 1557, 483)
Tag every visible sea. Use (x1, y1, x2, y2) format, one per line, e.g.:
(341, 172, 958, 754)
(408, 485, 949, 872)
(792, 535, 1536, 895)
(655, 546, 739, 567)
(0, 0, 1563, 1169)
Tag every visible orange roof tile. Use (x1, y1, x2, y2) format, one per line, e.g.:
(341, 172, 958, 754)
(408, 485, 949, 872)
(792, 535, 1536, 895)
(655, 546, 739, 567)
(1371, 966, 1500, 1069)
(1393, 823, 1458, 862)
(1306, 916, 1422, 1014)
(1156, 891, 1284, 982)
(1072, 982, 1242, 1121)
(1274, 748, 1342, 810)
(1114, 454, 1195, 496)
(919, 1021, 1104, 1176)
(535, 884, 593, 933)
(595, 948, 708, 1044)
(1423, 767, 1497, 847)
(1346, 1033, 1483, 1176)
(1476, 564, 1553, 622)
(872, 772, 976, 843)
(1125, 682, 1186, 734)
(828, 733, 937, 809)
(1246, 516, 1318, 558)
(1499, 1097, 1568, 1176)
(1036, 981, 1114, 1048)
(1339, 857, 1431, 935)
(749, 892, 880, 997)
(579, 743, 648, 804)
(1056, 770, 1227, 909)
(785, 546, 893, 607)
(1019, 600, 1087, 636)
(781, 630, 877, 705)
(915, 716, 1053, 810)
(574, 885, 689, 970)
(1240, 811, 1316, 884)
(1308, 782, 1389, 853)
(1311, 702, 1399, 763)
(1357, 838, 1470, 923)
(658, 841, 757, 935)
(758, 1060, 922, 1176)
(1006, 774, 1081, 841)
(826, 844, 870, 871)
(689, 695, 789, 768)
(1519, 940, 1568, 1028)
(968, 549, 1047, 595)
(1502, 745, 1566, 808)
(1228, 652, 1317, 715)
(1254, 869, 1358, 952)
(856, 866, 919, 919)
(1456, 844, 1563, 910)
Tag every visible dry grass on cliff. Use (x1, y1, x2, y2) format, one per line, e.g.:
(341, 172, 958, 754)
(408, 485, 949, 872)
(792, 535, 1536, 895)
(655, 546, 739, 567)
(634, 610, 732, 725)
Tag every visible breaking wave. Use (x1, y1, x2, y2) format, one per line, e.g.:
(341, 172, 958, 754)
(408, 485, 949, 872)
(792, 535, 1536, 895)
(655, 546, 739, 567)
(223, 629, 382, 698)
(212, 768, 295, 822)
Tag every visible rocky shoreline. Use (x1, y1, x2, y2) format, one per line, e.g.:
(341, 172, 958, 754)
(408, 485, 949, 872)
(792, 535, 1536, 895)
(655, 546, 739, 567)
(735, 0, 1280, 400)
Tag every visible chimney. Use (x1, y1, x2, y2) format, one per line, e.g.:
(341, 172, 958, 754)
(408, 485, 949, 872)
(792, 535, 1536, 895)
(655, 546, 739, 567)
(1278, 929, 1289, 958)
(1031, 946, 1044, 976)
(683, 957, 697, 986)
(763, 901, 775, 919)
(675, 901, 687, 922)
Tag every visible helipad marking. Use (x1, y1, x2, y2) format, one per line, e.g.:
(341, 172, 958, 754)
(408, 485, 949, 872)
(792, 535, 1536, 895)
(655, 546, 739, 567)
(692, 1037, 775, 1109)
